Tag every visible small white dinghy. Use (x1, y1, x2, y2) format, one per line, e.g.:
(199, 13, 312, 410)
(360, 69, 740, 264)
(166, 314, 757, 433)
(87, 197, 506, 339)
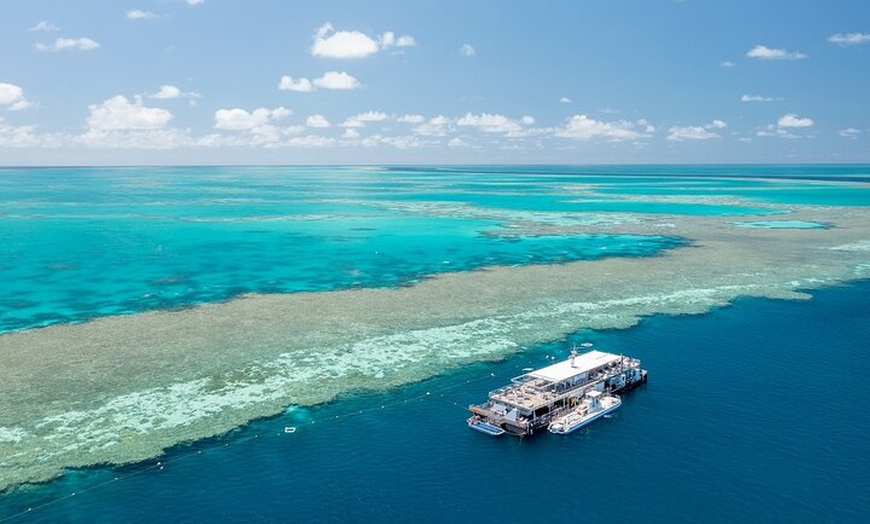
(548, 390, 621, 435)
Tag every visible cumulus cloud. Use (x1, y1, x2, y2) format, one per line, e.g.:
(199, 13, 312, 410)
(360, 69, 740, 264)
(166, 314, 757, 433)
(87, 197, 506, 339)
(87, 95, 173, 131)
(29, 20, 59, 32)
(667, 119, 726, 141)
(413, 115, 452, 136)
(341, 111, 390, 128)
(396, 114, 424, 124)
(306, 114, 331, 128)
(757, 113, 815, 139)
(667, 127, 717, 141)
(746, 45, 806, 60)
(148, 85, 201, 104)
(278, 76, 314, 92)
(313, 71, 360, 90)
(151, 85, 182, 99)
(719, 60, 736, 68)
(0, 117, 57, 147)
(838, 128, 861, 139)
(828, 33, 870, 46)
(559, 97, 572, 103)
(460, 43, 476, 56)
(555, 114, 644, 141)
(127, 10, 157, 20)
(278, 72, 360, 91)
(77, 128, 193, 149)
(457, 113, 523, 133)
(777, 113, 814, 128)
(310, 22, 415, 59)
(35, 37, 100, 52)
(214, 107, 291, 131)
(741, 94, 779, 102)
(0, 83, 33, 110)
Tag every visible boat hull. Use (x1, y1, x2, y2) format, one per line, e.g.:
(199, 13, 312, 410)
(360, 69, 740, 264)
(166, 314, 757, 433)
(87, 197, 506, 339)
(467, 417, 506, 436)
(548, 399, 621, 435)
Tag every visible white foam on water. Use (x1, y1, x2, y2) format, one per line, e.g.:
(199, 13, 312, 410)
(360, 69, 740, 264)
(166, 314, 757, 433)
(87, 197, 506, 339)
(0, 427, 27, 444)
(831, 240, 870, 252)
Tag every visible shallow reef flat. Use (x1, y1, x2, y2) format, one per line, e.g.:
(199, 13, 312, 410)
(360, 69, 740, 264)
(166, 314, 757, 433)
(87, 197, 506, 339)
(1, 204, 869, 490)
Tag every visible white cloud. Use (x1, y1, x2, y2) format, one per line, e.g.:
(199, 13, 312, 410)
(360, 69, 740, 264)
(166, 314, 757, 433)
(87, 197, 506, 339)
(77, 128, 192, 149)
(667, 126, 719, 141)
(360, 134, 426, 149)
(667, 119, 726, 141)
(306, 114, 331, 128)
(828, 33, 870, 46)
(341, 111, 390, 128)
(457, 113, 523, 133)
(180, 0, 204, 5)
(637, 119, 656, 133)
(555, 114, 644, 141)
(559, 97, 572, 103)
(838, 128, 861, 139)
(30, 20, 59, 32)
(746, 45, 806, 60)
(214, 107, 291, 131)
(313, 71, 360, 90)
(288, 135, 338, 148)
(151, 85, 182, 99)
(719, 60, 736, 68)
(777, 113, 814, 128)
(413, 115, 452, 136)
(397, 114, 424, 124)
(279, 72, 360, 91)
(148, 85, 201, 103)
(0, 117, 58, 147)
(342, 128, 360, 139)
(378, 32, 416, 48)
(278, 76, 314, 92)
(310, 22, 415, 59)
(0, 83, 33, 110)
(35, 37, 100, 52)
(127, 10, 157, 20)
(87, 95, 173, 131)
(448, 137, 469, 147)
(460, 43, 476, 56)
(741, 94, 779, 102)
(521, 116, 535, 125)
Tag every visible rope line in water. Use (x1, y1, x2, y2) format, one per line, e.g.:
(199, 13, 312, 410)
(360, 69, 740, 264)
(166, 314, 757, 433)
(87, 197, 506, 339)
(0, 371, 502, 522)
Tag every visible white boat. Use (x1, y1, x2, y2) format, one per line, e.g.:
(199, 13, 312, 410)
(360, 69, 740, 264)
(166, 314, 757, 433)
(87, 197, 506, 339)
(468, 348, 645, 436)
(467, 416, 505, 436)
(547, 390, 621, 435)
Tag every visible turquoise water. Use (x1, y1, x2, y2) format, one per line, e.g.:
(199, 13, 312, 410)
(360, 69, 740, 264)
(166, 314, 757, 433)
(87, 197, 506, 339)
(1, 166, 696, 333)
(1, 165, 869, 522)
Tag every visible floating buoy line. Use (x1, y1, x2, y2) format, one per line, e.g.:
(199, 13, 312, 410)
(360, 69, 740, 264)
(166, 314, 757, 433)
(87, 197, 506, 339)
(0, 364, 523, 523)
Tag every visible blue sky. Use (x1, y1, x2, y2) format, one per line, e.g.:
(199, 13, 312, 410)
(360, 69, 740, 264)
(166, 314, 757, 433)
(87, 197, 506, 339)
(1, 0, 868, 165)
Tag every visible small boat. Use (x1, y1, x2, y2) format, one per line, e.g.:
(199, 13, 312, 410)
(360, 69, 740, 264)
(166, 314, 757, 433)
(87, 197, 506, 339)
(467, 416, 505, 436)
(548, 390, 621, 435)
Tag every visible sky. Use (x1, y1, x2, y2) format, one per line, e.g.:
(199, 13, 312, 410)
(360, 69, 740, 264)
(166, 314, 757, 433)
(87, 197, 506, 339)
(1, 0, 868, 165)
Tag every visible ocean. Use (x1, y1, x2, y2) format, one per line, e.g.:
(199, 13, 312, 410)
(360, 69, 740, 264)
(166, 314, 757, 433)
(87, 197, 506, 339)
(0, 165, 868, 522)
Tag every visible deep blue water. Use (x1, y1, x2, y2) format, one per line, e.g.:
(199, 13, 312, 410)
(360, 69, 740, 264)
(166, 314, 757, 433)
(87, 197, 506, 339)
(2, 279, 868, 523)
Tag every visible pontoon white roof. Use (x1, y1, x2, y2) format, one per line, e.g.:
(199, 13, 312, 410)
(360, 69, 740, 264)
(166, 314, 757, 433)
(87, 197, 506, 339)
(528, 350, 621, 383)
